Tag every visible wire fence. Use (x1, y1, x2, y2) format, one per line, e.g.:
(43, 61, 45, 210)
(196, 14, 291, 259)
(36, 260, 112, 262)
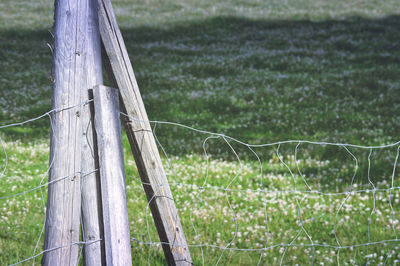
(1, 101, 400, 265)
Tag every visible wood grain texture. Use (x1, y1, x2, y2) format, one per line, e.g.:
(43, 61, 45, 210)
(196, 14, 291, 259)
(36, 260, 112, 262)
(80, 0, 105, 265)
(92, 85, 132, 265)
(98, 0, 193, 264)
(43, 0, 104, 264)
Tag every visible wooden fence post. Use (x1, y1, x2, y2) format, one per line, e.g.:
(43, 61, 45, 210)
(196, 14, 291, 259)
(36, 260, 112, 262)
(91, 85, 132, 265)
(43, 0, 104, 264)
(98, 0, 193, 264)
(80, 0, 105, 264)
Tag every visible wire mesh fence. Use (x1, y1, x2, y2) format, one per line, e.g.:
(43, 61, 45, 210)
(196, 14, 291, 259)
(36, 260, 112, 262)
(1, 103, 400, 265)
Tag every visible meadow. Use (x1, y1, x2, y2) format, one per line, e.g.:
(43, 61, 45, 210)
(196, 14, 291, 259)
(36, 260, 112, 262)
(1, 0, 400, 264)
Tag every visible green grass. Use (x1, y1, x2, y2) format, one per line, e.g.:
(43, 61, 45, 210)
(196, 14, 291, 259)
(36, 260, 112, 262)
(1, 0, 400, 264)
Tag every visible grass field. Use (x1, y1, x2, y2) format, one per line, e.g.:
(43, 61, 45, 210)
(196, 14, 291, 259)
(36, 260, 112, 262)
(1, 0, 400, 264)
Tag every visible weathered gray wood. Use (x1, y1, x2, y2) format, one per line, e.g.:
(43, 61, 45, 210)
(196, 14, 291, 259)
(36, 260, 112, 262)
(98, 0, 193, 265)
(43, 0, 104, 264)
(92, 85, 132, 265)
(79, 0, 106, 265)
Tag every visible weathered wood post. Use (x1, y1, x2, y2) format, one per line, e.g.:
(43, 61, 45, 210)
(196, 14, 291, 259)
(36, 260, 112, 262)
(98, 0, 193, 264)
(80, 0, 106, 264)
(92, 85, 132, 265)
(43, 0, 104, 264)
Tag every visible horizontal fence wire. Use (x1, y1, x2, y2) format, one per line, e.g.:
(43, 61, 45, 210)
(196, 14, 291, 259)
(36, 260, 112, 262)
(1, 105, 400, 265)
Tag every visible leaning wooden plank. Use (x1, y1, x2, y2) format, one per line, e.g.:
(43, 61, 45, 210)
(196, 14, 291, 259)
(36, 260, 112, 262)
(43, 0, 103, 264)
(92, 85, 132, 265)
(98, 0, 193, 265)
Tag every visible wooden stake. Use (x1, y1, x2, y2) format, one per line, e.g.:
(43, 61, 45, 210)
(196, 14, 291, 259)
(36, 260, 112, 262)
(92, 85, 132, 265)
(98, 0, 192, 264)
(80, 0, 105, 264)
